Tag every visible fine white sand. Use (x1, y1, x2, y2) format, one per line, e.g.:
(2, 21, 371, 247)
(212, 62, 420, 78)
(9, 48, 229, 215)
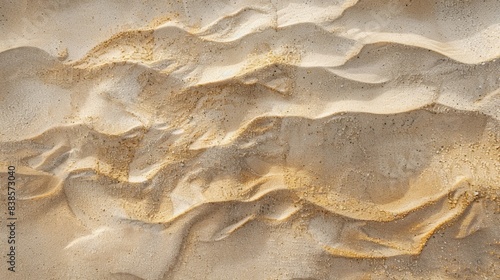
(0, 0, 499, 279)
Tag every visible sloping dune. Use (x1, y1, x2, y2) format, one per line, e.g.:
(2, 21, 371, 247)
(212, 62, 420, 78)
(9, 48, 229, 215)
(0, 0, 499, 279)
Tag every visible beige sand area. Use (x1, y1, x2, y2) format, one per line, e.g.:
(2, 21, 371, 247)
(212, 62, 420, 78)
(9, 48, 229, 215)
(0, 0, 499, 279)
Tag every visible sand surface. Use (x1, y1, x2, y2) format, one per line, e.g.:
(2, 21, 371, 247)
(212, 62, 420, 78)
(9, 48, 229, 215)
(0, 0, 499, 279)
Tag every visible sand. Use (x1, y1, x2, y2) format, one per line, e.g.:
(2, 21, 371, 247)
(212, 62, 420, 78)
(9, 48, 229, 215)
(0, 0, 499, 279)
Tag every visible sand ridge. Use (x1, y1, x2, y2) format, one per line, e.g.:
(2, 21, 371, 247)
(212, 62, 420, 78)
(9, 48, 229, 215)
(0, 0, 499, 279)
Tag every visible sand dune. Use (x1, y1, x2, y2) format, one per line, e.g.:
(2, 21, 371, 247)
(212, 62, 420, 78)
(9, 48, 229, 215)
(0, 0, 499, 279)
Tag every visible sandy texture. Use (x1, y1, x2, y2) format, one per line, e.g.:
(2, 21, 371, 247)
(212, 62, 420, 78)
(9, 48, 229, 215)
(0, 0, 499, 279)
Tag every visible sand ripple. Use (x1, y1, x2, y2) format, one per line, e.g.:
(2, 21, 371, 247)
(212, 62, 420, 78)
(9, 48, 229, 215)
(0, 0, 499, 279)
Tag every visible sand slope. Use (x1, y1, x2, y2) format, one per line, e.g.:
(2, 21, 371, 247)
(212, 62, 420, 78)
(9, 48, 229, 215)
(0, 0, 499, 279)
